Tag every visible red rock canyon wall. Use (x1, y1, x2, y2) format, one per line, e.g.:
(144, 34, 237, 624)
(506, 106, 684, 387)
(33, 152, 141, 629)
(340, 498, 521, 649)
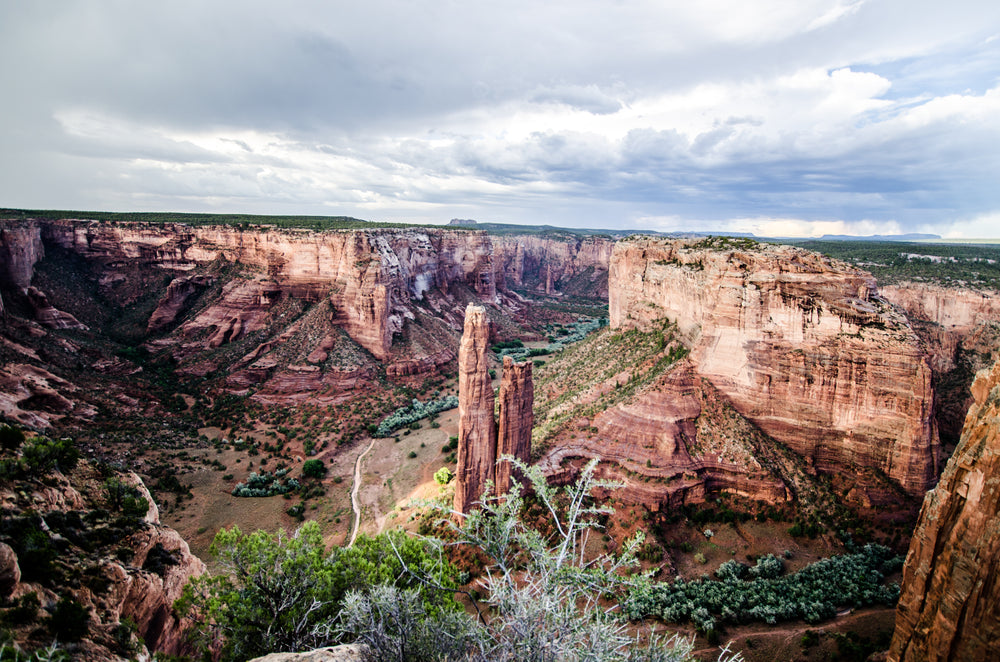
(609, 237, 940, 495)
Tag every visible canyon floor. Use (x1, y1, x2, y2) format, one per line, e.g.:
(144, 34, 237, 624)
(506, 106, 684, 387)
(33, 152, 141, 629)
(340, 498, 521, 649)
(4, 215, 1000, 659)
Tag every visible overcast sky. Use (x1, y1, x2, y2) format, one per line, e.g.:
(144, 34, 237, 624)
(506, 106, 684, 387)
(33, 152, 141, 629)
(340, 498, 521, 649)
(1, 1, 998, 237)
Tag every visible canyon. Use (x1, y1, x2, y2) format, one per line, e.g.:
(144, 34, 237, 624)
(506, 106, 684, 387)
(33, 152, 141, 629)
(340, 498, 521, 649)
(3, 215, 1000, 658)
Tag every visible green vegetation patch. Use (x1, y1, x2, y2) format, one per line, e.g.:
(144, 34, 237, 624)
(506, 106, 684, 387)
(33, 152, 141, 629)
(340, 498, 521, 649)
(532, 318, 687, 451)
(374, 395, 458, 438)
(231, 468, 300, 497)
(624, 543, 902, 631)
(793, 239, 1000, 289)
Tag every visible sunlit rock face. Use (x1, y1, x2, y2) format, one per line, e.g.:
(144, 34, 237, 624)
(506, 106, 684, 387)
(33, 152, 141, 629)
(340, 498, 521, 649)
(888, 358, 1000, 662)
(609, 237, 940, 496)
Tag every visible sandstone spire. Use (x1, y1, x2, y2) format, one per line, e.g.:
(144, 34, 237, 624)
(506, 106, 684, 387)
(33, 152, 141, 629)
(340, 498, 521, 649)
(454, 305, 535, 516)
(454, 304, 498, 516)
(888, 358, 1000, 661)
(496, 355, 533, 497)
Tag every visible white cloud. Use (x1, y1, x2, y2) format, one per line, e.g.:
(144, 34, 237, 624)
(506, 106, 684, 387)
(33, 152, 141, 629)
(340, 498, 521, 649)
(1, 1, 999, 235)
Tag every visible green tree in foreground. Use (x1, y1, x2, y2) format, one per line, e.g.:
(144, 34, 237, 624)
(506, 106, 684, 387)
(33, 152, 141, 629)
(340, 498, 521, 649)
(175, 522, 460, 661)
(302, 459, 327, 478)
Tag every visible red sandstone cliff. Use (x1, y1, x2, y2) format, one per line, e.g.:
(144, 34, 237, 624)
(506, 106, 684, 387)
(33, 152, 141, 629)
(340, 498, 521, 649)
(492, 234, 613, 298)
(888, 358, 1000, 661)
(882, 282, 1000, 445)
(16, 219, 497, 360)
(609, 237, 939, 496)
(536, 360, 793, 510)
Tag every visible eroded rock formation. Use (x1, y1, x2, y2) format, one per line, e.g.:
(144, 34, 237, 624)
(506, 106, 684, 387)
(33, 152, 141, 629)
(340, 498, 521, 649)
(0, 363, 94, 429)
(888, 358, 1000, 661)
(609, 237, 939, 496)
(455, 305, 535, 515)
(536, 360, 793, 510)
(496, 355, 534, 496)
(147, 274, 215, 333)
(0, 462, 205, 659)
(455, 304, 498, 515)
(26, 286, 87, 330)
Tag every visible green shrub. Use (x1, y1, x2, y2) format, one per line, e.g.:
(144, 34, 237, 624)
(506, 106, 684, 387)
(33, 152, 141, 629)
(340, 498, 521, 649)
(2, 592, 40, 625)
(49, 596, 89, 642)
(176, 523, 460, 662)
(625, 543, 902, 627)
(20, 437, 79, 475)
(232, 468, 299, 497)
(374, 397, 458, 437)
(302, 459, 326, 478)
(0, 424, 25, 451)
(433, 467, 453, 485)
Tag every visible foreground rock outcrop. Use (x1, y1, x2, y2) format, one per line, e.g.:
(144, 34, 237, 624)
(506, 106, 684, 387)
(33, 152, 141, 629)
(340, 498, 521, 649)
(455, 305, 534, 515)
(888, 359, 1000, 661)
(609, 237, 940, 496)
(0, 458, 205, 660)
(248, 644, 368, 662)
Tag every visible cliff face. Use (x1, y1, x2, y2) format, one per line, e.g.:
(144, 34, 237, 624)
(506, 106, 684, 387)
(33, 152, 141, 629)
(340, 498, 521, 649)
(609, 237, 939, 496)
(455, 304, 498, 516)
(33, 219, 498, 361)
(889, 358, 1000, 662)
(0, 221, 44, 291)
(493, 234, 613, 297)
(882, 282, 1000, 445)
(537, 360, 792, 509)
(495, 355, 534, 497)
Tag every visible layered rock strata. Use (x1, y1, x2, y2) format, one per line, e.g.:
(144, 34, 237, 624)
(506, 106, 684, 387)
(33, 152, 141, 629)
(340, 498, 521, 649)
(455, 305, 535, 515)
(609, 237, 939, 496)
(882, 282, 1000, 445)
(537, 361, 792, 510)
(888, 358, 1000, 661)
(492, 235, 613, 298)
(2, 219, 501, 361)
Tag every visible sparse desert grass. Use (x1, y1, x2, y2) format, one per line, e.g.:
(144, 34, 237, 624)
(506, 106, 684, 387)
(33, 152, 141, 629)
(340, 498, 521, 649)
(532, 318, 686, 452)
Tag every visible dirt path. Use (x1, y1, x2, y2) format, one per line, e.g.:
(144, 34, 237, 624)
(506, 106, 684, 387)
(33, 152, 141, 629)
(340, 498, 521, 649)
(348, 437, 376, 547)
